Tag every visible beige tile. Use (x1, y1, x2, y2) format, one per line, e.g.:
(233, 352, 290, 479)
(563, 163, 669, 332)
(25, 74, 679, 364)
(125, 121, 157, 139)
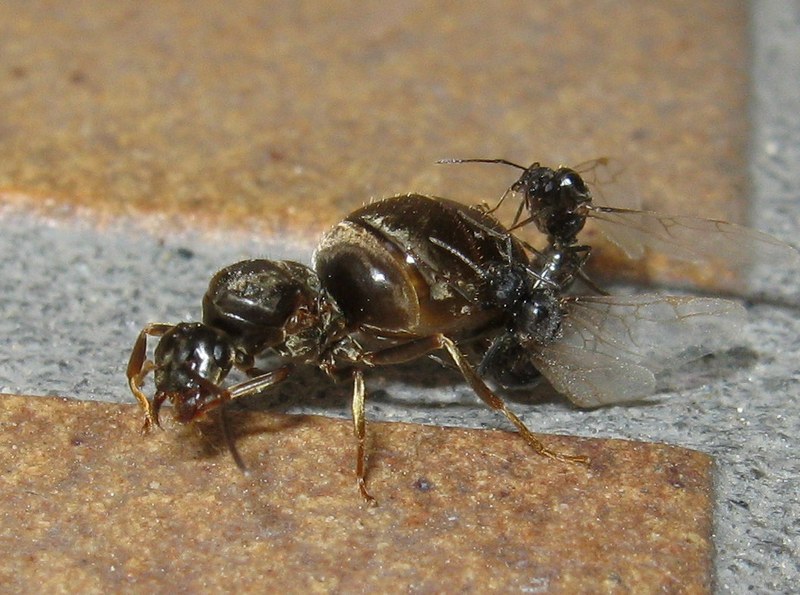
(1, 394, 713, 592)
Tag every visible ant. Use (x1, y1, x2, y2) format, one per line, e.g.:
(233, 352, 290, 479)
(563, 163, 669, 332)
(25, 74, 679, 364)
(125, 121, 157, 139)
(422, 208, 746, 403)
(128, 193, 748, 502)
(440, 157, 800, 277)
(128, 194, 589, 504)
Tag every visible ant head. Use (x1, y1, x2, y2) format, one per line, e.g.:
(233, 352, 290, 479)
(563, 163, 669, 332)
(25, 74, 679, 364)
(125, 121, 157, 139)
(515, 166, 590, 212)
(202, 259, 328, 358)
(512, 166, 591, 245)
(554, 168, 592, 209)
(152, 322, 236, 424)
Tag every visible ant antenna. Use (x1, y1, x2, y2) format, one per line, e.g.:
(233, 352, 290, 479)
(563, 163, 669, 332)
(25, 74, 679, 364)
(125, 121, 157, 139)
(436, 158, 533, 214)
(218, 404, 250, 475)
(189, 368, 250, 475)
(436, 158, 528, 170)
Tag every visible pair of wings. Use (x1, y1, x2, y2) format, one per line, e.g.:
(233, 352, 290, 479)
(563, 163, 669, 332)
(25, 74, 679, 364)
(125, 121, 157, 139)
(532, 200, 794, 405)
(527, 293, 746, 407)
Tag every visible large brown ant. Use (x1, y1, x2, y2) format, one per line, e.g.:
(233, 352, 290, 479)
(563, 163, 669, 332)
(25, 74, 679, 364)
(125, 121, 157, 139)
(129, 195, 588, 503)
(128, 193, 746, 503)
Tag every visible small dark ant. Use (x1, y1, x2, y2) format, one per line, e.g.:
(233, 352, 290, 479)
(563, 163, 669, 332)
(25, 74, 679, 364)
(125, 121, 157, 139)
(128, 193, 748, 503)
(440, 157, 800, 276)
(425, 210, 586, 388)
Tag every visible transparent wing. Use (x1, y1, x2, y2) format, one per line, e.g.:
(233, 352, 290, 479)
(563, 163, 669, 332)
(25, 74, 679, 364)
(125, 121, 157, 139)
(528, 294, 747, 407)
(573, 157, 642, 210)
(589, 206, 800, 268)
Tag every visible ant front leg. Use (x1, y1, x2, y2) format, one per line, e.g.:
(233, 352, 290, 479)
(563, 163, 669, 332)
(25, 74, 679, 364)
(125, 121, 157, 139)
(126, 323, 174, 433)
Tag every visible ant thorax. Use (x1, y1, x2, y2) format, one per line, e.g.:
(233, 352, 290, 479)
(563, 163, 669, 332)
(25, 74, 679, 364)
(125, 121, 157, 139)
(273, 290, 350, 364)
(511, 289, 564, 347)
(201, 259, 348, 363)
(481, 260, 565, 347)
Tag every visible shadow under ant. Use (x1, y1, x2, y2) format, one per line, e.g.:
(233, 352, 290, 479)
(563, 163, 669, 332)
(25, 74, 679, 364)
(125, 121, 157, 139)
(186, 408, 310, 467)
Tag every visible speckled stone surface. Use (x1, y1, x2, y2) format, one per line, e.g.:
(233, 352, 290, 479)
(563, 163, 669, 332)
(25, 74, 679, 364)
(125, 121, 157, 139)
(2, 1, 799, 593)
(0, 395, 713, 593)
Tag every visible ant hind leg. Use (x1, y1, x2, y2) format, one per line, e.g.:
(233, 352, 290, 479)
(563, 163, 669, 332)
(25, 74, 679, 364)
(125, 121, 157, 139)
(361, 335, 590, 467)
(439, 335, 590, 466)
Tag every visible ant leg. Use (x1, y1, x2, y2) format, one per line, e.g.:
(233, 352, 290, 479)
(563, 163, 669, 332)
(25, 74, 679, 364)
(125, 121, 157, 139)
(234, 353, 276, 379)
(567, 244, 610, 296)
(488, 187, 515, 215)
(350, 370, 376, 505)
(438, 336, 589, 466)
(577, 269, 610, 296)
(126, 323, 174, 432)
(508, 214, 535, 233)
(362, 335, 589, 466)
(193, 364, 294, 411)
(509, 193, 527, 227)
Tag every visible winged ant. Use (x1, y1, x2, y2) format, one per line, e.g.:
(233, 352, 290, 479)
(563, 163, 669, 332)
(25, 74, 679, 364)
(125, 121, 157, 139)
(128, 188, 750, 502)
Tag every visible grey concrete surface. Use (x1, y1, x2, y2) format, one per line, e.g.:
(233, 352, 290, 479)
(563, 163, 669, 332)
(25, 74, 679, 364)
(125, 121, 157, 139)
(1, 2, 798, 592)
